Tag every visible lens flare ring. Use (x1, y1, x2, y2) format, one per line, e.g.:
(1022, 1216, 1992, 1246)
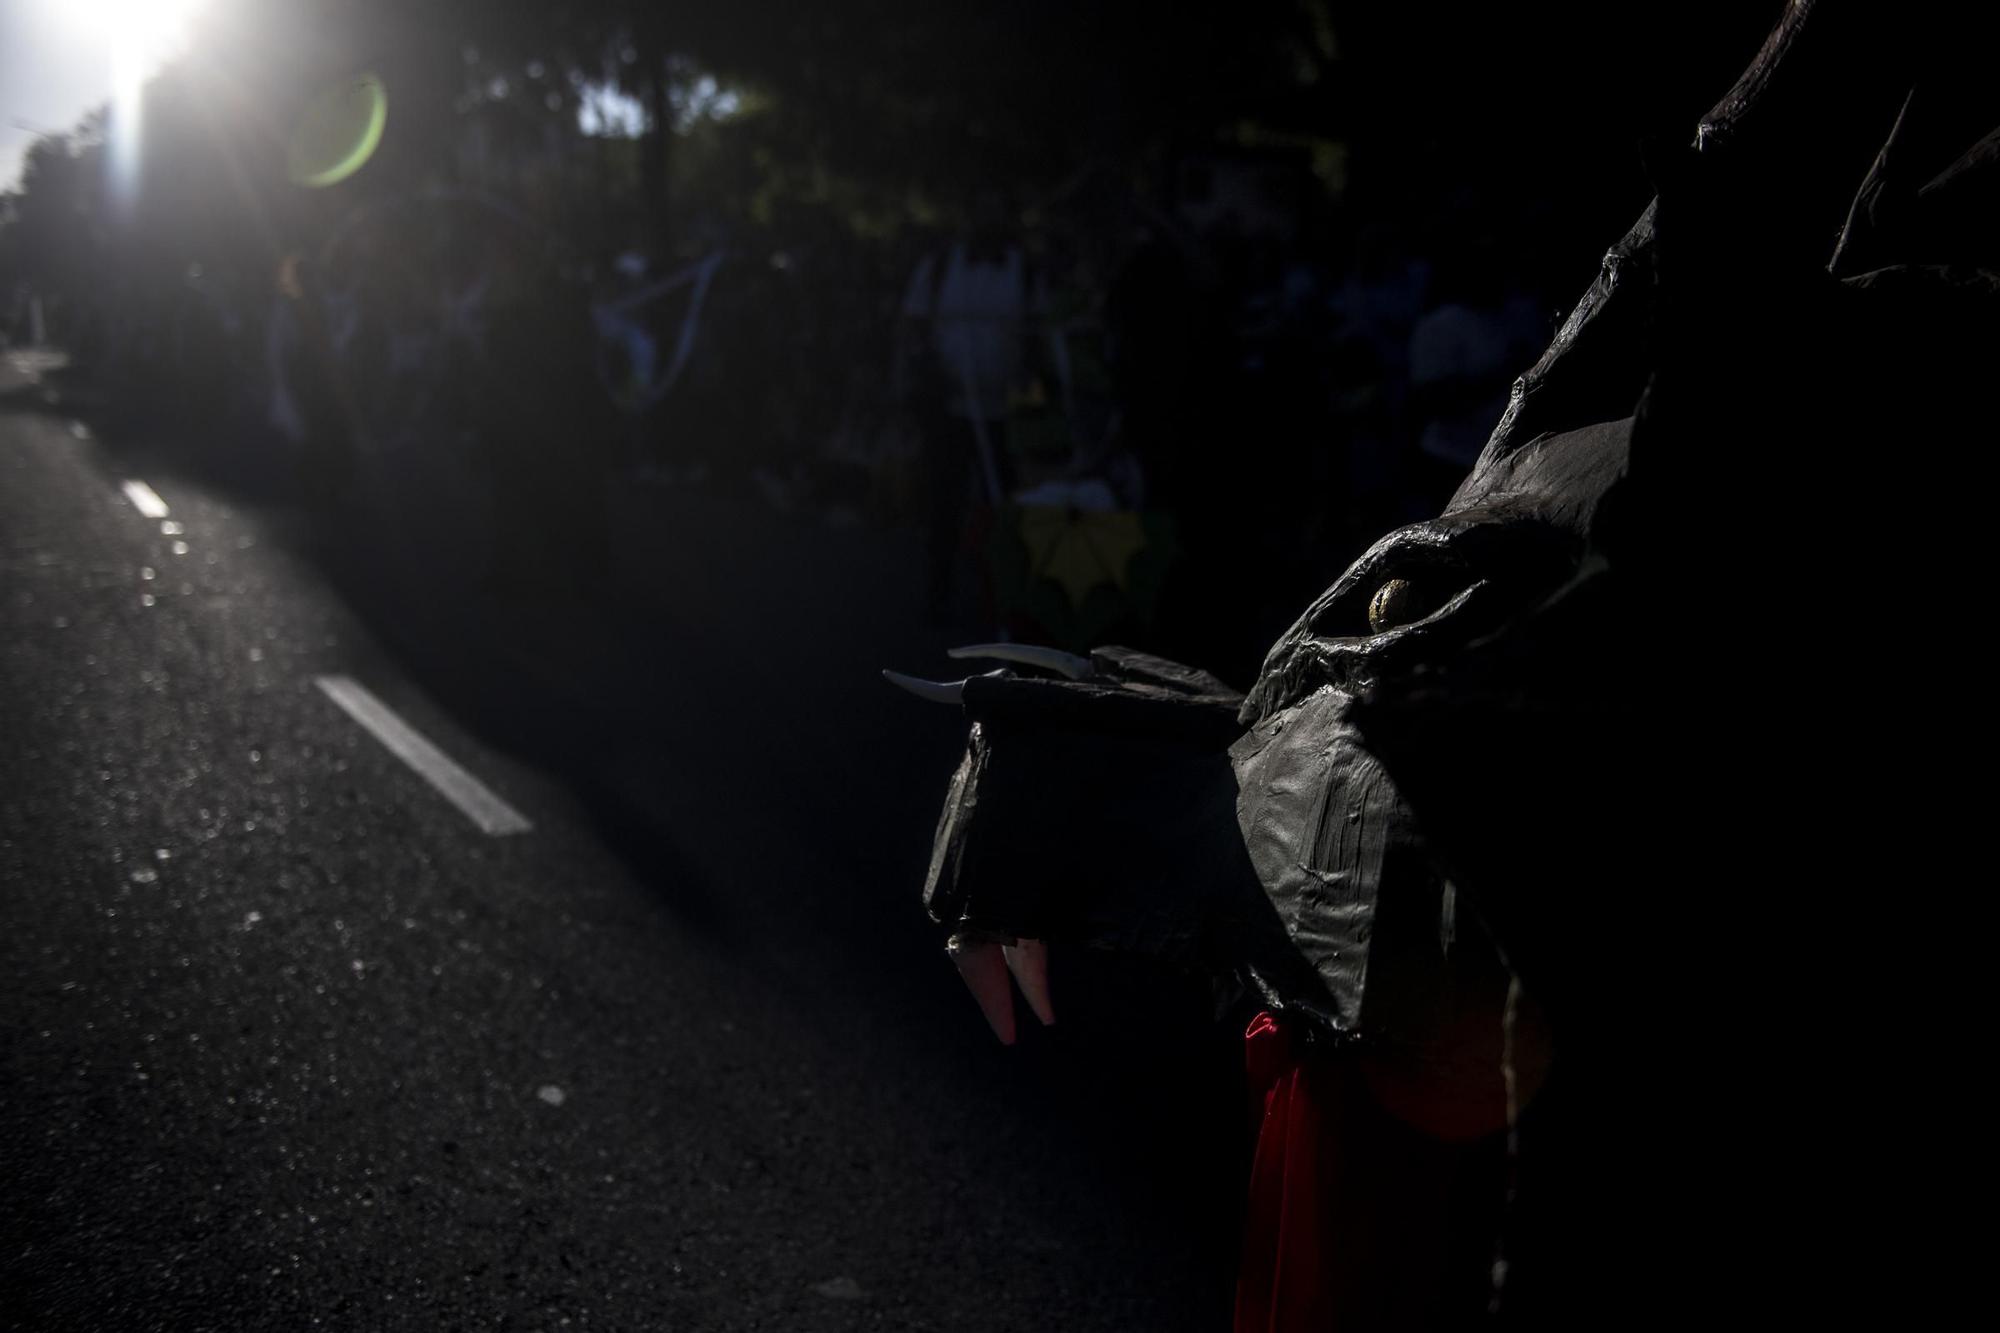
(286, 74, 390, 189)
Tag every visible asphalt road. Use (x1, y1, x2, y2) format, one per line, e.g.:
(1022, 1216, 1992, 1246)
(0, 353, 1246, 1331)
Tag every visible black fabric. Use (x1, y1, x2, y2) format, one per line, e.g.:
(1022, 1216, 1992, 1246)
(900, 2, 1999, 1318)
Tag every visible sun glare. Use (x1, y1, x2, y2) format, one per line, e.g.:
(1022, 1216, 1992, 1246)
(62, 0, 208, 53)
(59, 0, 210, 206)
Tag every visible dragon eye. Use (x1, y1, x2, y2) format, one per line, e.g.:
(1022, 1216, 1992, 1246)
(1367, 578, 1422, 634)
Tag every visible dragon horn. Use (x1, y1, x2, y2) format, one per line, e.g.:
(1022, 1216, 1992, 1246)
(946, 644, 1095, 681)
(1690, 0, 1916, 249)
(881, 669, 967, 705)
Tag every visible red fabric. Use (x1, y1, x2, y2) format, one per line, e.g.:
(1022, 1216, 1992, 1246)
(1234, 1011, 1335, 1333)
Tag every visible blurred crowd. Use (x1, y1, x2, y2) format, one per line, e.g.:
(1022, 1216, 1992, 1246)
(1, 1, 1784, 679)
(5, 146, 1570, 677)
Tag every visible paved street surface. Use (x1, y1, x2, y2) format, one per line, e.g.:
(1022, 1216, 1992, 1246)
(0, 353, 1245, 1331)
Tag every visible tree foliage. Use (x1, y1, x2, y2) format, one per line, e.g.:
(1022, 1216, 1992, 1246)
(2, 0, 1782, 327)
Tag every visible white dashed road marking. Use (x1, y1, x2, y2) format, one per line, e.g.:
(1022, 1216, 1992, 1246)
(121, 480, 170, 519)
(314, 675, 532, 836)
(113, 476, 528, 836)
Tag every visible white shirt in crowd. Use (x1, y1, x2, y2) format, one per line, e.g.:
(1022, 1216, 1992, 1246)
(902, 242, 1038, 421)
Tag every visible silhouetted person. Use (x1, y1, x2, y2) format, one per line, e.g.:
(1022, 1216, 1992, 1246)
(473, 261, 613, 607)
(273, 253, 357, 517)
(896, 190, 1039, 622)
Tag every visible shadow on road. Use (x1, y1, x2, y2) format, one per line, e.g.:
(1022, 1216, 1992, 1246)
(54, 367, 1252, 1322)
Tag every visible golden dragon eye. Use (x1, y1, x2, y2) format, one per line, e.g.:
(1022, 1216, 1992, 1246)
(1368, 578, 1419, 634)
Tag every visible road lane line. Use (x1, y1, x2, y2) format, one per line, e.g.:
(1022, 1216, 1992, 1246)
(122, 480, 170, 519)
(313, 675, 533, 836)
